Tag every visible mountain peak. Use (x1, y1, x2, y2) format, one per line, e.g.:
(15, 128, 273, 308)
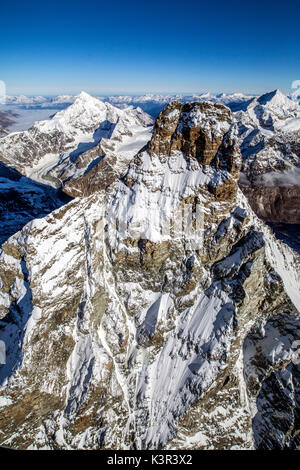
(73, 90, 103, 106)
(257, 89, 295, 108)
(76, 90, 94, 101)
(35, 91, 109, 133)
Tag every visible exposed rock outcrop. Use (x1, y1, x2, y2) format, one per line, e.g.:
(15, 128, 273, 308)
(0, 102, 299, 450)
(240, 184, 300, 224)
(148, 102, 233, 167)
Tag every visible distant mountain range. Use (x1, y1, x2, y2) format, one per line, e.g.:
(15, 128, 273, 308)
(0, 88, 299, 450)
(3, 91, 255, 116)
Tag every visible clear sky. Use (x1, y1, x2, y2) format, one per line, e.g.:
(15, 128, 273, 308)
(1, 0, 300, 96)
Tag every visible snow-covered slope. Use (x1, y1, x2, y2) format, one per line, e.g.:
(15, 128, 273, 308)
(0, 92, 153, 192)
(0, 101, 299, 450)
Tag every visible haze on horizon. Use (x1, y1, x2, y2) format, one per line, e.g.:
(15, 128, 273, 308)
(1, 0, 300, 96)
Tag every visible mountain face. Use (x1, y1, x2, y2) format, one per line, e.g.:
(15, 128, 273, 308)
(268, 223, 300, 254)
(0, 110, 18, 137)
(0, 127, 8, 138)
(0, 92, 153, 297)
(0, 101, 299, 450)
(0, 92, 153, 193)
(237, 90, 300, 223)
(0, 162, 70, 245)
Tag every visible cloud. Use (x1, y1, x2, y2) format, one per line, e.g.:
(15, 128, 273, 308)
(255, 168, 300, 187)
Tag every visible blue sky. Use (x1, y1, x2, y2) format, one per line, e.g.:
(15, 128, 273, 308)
(1, 0, 300, 95)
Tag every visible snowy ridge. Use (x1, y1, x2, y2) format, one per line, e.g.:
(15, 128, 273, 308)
(0, 100, 299, 450)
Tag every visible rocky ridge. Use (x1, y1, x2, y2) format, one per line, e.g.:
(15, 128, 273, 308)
(0, 101, 299, 450)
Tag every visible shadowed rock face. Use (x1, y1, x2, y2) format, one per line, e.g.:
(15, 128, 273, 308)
(240, 184, 300, 224)
(0, 110, 18, 137)
(63, 154, 117, 197)
(0, 162, 71, 245)
(0, 101, 299, 451)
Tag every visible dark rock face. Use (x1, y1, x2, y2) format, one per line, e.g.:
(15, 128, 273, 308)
(268, 223, 300, 254)
(63, 154, 117, 197)
(244, 313, 300, 450)
(253, 362, 300, 450)
(0, 110, 17, 132)
(0, 162, 71, 245)
(240, 184, 300, 223)
(0, 126, 9, 138)
(147, 101, 242, 203)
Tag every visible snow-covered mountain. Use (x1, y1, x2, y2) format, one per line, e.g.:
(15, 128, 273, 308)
(2, 92, 254, 122)
(238, 89, 300, 174)
(0, 101, 299, 450)
(0, 92, 153, 242)
(0, 92, 153, 194)
(5, 92, 253, 109)
(237, 89, 300, 223)
(103, 92, 254, 116)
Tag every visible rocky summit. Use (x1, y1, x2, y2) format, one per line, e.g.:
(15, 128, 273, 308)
(0, 97, 299, 450)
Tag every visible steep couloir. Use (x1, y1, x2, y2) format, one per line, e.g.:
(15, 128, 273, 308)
(0, 102, 299, 450)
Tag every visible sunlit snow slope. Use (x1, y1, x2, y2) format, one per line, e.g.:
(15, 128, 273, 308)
(0, 101, 299, 450)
